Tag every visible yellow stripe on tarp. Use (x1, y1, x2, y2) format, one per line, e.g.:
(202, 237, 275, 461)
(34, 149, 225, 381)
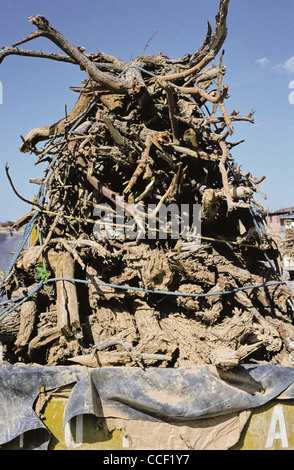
(30, 225, 37, 246)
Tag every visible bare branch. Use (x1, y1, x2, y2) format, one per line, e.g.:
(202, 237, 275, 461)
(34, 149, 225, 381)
(159, 0, 230, 80)
(5, 163, 43, 209)
(218, 140, 235, 212)
(19, 81, 95, 152)
(0, 46, 75, 65)
(190, 0, 230, 66)
(25, 15, 130, 92)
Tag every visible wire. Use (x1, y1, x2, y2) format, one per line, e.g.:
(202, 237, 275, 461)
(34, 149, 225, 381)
(117, 65, 158, 79)
(0, 281, 43, 322)
(49, 276, 286, 297)
(0, 276, 286, 323)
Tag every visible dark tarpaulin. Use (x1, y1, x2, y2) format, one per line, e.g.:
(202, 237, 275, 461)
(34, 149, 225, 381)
(64, 364, 294, 424)
(0, 364, 88, 449)
(2, 363, 294, 449)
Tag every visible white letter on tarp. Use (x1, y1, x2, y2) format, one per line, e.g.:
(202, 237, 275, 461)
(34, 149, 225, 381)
(265, 404, 288, 448)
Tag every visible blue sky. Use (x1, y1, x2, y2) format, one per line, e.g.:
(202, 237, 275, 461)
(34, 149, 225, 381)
(0, 0, 294, 222)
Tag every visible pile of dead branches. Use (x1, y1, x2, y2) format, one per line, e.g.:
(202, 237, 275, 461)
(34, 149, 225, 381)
(1, 0, 294, 370)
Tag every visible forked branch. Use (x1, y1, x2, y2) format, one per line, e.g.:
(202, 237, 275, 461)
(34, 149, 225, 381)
(22, 15, 130, 92)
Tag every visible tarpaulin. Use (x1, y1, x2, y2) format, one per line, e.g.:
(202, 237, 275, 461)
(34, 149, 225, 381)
(2, 363, 294, 449)
(0, 231, 24, 274)
(0, 364, 88, 449)
(71, 364, 294, 422)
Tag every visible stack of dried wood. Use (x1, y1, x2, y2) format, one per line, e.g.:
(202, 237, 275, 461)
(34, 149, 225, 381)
(1, 0, 294, 370)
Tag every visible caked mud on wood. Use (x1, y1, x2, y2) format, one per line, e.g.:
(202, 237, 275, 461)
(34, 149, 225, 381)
(1, 0, 294, 370)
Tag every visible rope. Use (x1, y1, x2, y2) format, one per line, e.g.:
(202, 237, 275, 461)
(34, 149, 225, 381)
(0, 276, 286, 323)
(69, 96, 100, 133)
(0, 182, 45, 302)
(0, 281, 43, 322)
(249, 206, 282, 280)
(3, 211, 38, 279)
(117, 65, 158, 79)
(248, 207, 294, 313)
(0, 210, 39, 303)
(0, 67, 289, 320)
(49, 277, 286, 297)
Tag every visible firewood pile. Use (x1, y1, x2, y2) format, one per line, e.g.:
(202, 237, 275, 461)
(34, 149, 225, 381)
(1, 0, 294, 370)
